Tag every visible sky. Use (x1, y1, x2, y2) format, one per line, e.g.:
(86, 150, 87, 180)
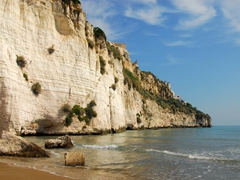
(81, 0, 240, 126)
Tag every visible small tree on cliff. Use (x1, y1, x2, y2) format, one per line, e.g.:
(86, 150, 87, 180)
(94, 27, 106, 41)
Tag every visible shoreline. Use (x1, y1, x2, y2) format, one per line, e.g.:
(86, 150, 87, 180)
(0, 162, 72, 180)
(20, 125, 212, 136)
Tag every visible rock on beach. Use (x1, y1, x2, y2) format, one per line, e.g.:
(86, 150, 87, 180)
(45, 135, 73, 149)
(0, 131, 49, 157)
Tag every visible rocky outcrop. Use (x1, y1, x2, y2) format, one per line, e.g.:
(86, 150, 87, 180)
(0, 0, 211, 136)
(45, 135, 73, 148)
(0, 131, 49, 157)
(64, 152, 85, 166)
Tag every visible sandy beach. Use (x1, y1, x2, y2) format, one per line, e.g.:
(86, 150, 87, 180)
(0, 162, 72, 180)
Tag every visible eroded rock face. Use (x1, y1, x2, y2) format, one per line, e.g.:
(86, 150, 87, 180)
(64, 152, 85, 166)
(0, 0, 211, 136)
(0, 131, 49, 157)
(45, 135, 73, 148)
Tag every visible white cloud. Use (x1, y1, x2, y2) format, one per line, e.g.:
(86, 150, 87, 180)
(172, 0, 216, 29)
(130, 0, 157, 4)
(159, 54, 180, 66)
(82, 1, 115, 20)
(80, 0, 240, 45)
(220, 0, 240, 32)
(124, 0, 170, 26)
(164, 40, 192, 47)
(125, 6, 167, 25)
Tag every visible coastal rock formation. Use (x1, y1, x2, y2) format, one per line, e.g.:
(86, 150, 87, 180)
(0, 0, 211, 136)
(45, 135, 73, 148)
(64, 152, 85, 166)
(0, 131, 49, 157)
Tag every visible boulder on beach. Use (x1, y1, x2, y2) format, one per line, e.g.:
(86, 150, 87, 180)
(64, 152, 85, 166)
(45, 135, 73, 149)
(0, 131, 49, 157)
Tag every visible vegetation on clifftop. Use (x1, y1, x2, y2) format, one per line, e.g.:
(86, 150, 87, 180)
(90, 24, 208, 120)
(123, 68, 141, 91)
(62, 0, 81, 5)
(94, 27, 106, 41)
(92, 24, 210, 122)
(106, 41, 122, 61)
(123, 68, 210, 120)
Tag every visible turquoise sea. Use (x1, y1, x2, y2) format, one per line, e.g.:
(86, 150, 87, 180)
(1, 126, 240, 180)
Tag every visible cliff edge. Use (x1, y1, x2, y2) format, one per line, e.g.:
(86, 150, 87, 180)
(0, 0, 211, 135)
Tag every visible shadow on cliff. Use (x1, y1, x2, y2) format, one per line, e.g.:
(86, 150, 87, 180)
(34, 114, 65, 134)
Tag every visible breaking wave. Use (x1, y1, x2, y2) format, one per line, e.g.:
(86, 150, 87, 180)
(146, 149, 238, 162)
(82, 144, 118, 149)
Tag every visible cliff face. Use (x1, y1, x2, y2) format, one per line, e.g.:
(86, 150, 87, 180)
(0, 0, 211, 135)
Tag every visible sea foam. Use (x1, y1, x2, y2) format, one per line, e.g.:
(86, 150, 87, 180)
(146, 149, 233, 161)
(82, 144, 118, 149)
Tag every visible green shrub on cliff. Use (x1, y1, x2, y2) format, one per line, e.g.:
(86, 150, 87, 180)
(85, 106, 97, 119)
(158, 99, 169, 109)
(62, 104, 72, 113)
(31, 82, 41, 96)
(88, 100, 96, 108)
(99, 56, 106, 74)
(121, 68, 210, 119)
(85, 100, 97, 120)
(23, 73, 28, 81)
(64, 101, 97, 126)
(140, 86, 199, 115)
(94, 27, 106, 41)
(71, 105, 81, 115)
(195, 110, 211, 119)
(123, 68, 141, 91)
(65, 113, 73, 127)
(161, 98, 196, 115)
(106, 41, 122, 61)
(16, 55, 27, 68)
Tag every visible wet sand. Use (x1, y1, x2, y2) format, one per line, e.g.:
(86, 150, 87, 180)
(0, 162, 72, 180)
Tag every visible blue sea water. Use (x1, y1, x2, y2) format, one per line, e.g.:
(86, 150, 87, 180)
(1, 126, 240, 180)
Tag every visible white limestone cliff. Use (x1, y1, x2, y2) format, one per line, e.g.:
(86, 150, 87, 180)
(0, 0, 211, 135)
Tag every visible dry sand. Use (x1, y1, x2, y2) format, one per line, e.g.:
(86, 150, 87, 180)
(0, 162, 72, 180)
